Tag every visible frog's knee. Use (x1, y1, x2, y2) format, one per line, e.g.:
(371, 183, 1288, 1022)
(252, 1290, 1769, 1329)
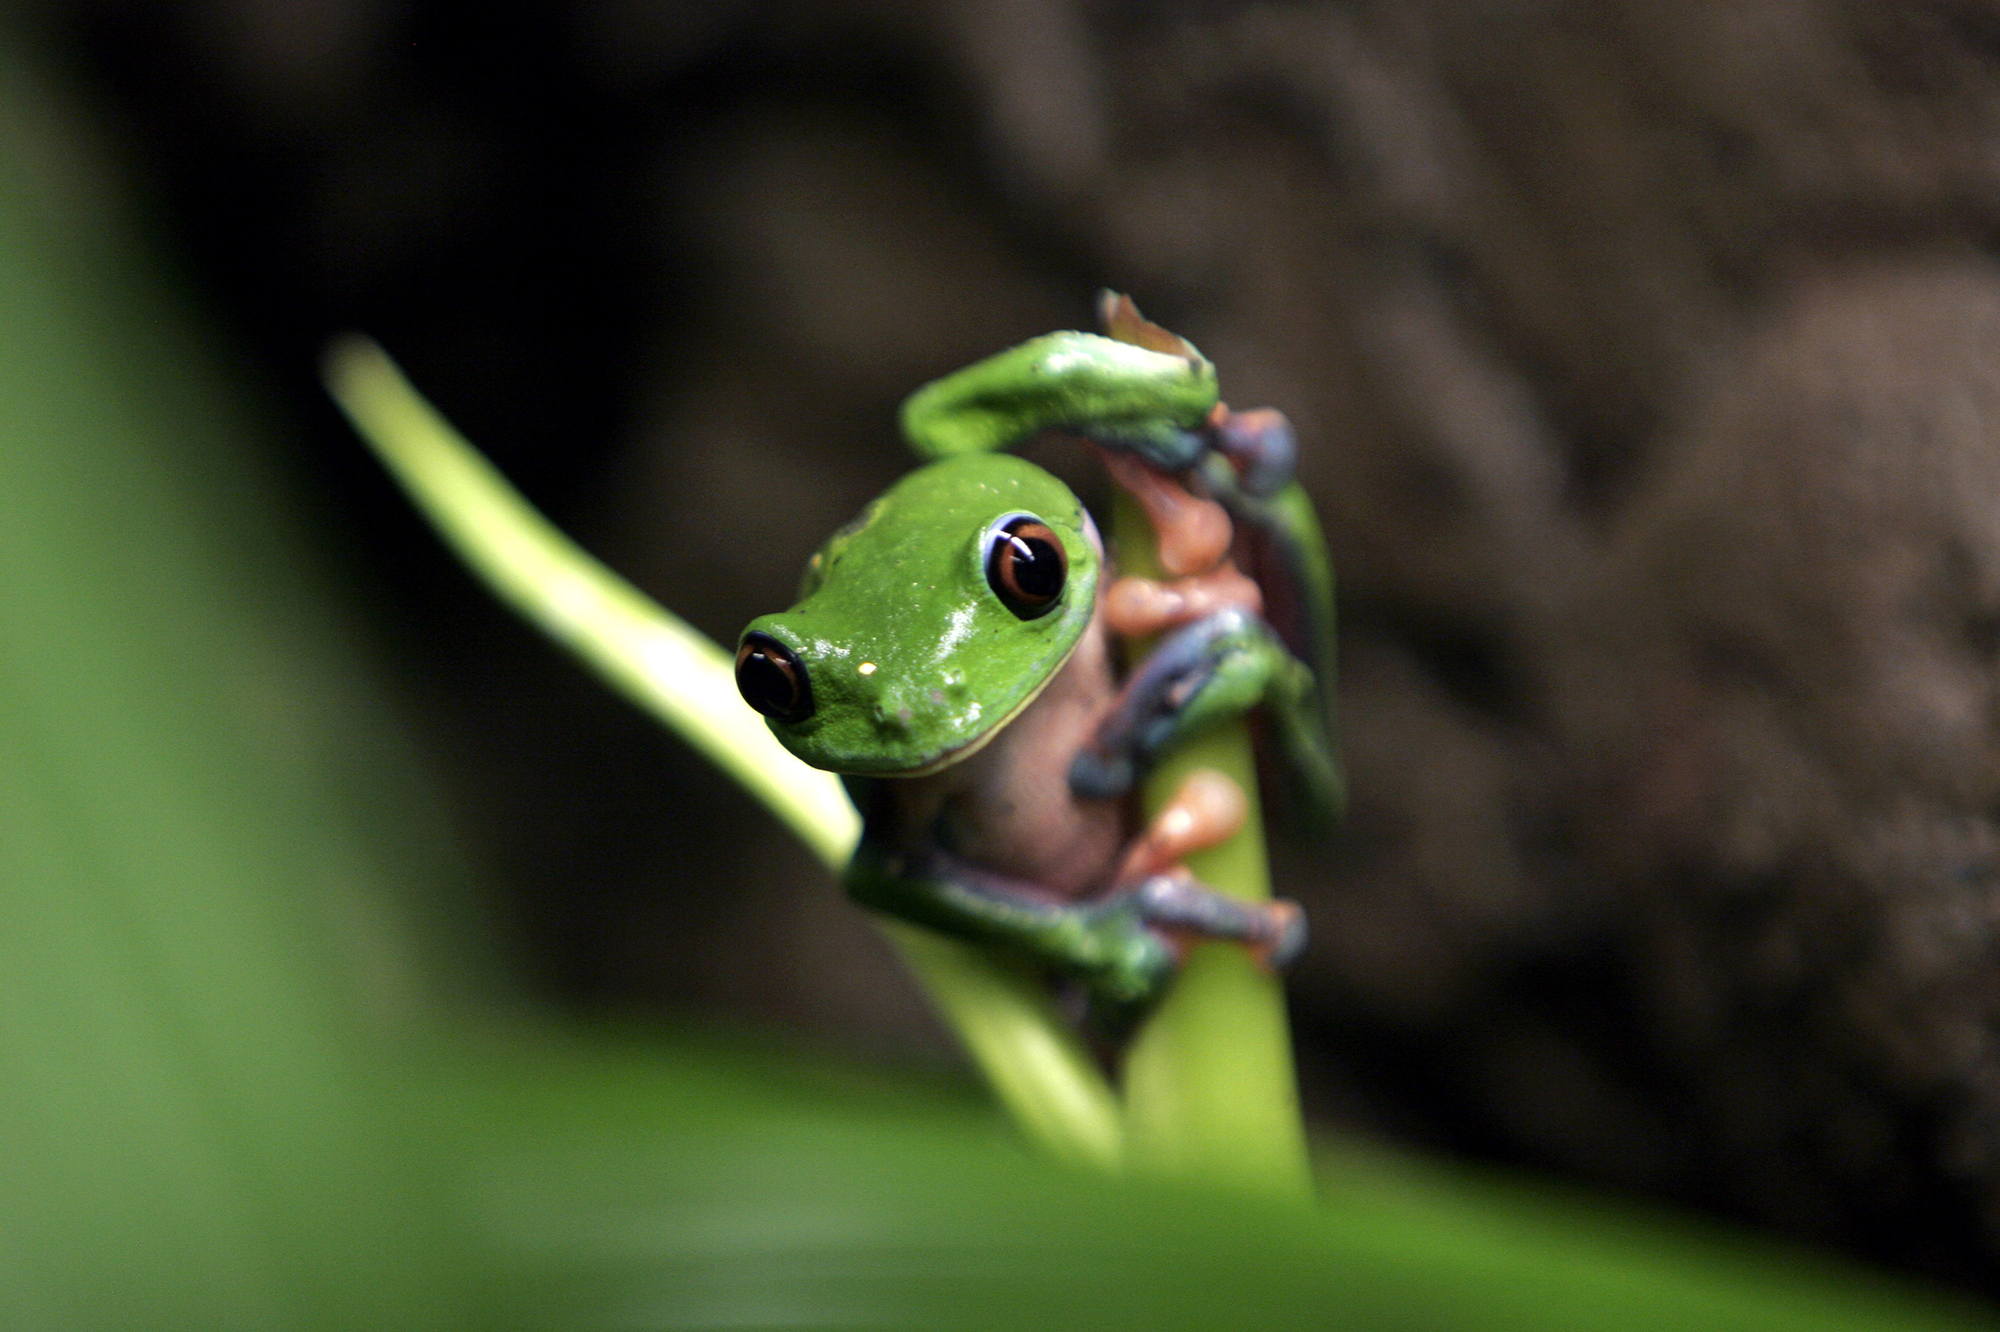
(1068, 749, 1135, 800)
(1079, 900, 1178, 1006)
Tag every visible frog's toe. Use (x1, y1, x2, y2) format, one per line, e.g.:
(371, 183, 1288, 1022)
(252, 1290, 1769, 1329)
(1212, 407, 1296, 498)
(1069, 750, 1135, 800)
(1259, 900, 1308, 970)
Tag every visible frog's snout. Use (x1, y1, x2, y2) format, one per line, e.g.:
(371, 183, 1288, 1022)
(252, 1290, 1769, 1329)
(735, 631, 815, 724)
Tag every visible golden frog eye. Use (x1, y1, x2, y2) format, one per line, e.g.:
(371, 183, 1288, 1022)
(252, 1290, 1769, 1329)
(735, 632, 814, 723)
(986, 516, 1066, 619)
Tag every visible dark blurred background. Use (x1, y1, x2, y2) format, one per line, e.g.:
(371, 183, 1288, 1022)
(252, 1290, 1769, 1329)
(25, 0, 2000, 1296)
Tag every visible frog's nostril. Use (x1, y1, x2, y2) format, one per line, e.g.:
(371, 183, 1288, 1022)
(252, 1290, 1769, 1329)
(736, 632, 814, 723)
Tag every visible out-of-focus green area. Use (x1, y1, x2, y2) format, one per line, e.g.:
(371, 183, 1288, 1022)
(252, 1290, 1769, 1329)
(0, 34, 1994, 1332)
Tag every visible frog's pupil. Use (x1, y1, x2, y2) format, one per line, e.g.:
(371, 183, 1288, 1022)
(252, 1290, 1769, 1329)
(988, 517, 1066, 618)
(1007, 535, 1061, 596)
(735, 633, 814, 723)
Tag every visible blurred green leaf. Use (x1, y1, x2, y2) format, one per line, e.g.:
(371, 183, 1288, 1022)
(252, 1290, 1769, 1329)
(439, 1029, 1998, 1332)
(0, 40, 476, 1332)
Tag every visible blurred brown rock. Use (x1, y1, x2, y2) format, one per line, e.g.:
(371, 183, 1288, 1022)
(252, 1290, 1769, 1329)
(1561, 257, 2000, 1269)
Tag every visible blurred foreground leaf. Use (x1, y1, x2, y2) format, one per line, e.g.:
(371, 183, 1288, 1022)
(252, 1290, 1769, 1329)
(0, 27, 1993, 1332)
(441, 1030, 1998, 1332)
(0, 55, 481, 1332)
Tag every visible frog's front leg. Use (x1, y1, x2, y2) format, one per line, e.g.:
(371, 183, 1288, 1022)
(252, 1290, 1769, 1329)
(1067, 607, 1338, 815)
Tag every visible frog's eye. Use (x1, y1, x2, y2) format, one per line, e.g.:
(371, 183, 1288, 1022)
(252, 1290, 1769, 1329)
(735, 632, 815, 723)
(986, 516, 1066, 619)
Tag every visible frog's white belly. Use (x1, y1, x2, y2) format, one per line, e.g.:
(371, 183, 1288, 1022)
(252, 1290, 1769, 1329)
(914, 617, 1129, 900)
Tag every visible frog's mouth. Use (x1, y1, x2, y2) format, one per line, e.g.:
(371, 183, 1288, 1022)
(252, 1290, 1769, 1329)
(880, 631, 1084, 780)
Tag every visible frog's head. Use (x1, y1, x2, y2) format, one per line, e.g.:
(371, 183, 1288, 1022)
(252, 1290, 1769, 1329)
(736, 452, 1100, 776)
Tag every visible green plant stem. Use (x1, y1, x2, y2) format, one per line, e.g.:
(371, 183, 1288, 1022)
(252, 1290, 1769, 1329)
(1111, 487, 1312, 1197)
(323, 336, 1122, 1170)
(880, 924, 1122, 1169)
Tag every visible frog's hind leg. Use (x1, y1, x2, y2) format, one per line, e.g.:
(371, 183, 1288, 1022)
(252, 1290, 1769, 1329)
(1208, 406, 1296, 499)
(846, 842, 1179, 1008)
(846, 772, 1308, 1017)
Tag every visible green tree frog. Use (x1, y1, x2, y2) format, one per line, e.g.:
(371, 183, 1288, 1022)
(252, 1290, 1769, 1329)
(736, 296, 1340, 1020)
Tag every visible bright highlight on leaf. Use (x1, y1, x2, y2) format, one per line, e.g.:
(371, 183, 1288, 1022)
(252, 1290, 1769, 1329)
(323, 335, 1124, 1168)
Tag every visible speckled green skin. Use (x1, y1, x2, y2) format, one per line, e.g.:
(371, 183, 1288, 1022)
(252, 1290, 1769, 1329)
(742, 452, 1099, 776)
(901, 332, 1218, 466)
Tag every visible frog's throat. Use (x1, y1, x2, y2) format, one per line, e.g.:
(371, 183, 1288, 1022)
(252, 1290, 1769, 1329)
(882, 632, 1085, 780)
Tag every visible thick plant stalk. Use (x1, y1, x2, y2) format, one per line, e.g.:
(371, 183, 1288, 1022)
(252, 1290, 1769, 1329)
(1111, 487, 1313, 1197)
(323, 337, 1123, 1170)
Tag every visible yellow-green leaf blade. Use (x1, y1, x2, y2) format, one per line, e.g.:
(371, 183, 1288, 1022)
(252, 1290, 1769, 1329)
(324, 335, 860, 872)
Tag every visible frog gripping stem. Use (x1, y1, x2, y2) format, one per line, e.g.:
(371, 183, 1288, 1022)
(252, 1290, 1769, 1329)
(767, 294, 1332, 1184)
